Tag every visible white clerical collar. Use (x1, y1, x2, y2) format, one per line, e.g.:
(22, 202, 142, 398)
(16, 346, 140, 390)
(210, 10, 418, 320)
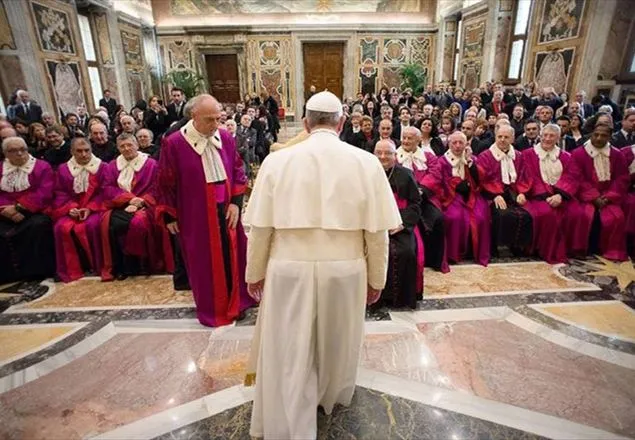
(68, 154, 101, 176)
(181, 119, 222, 156)
(534, 144, 560, 160)
(583, 141, 610, 158)
(1, 156, 36, 192)
(397, 146, 427, 171)
(116, 152, 148, 192)
(489, 144, 516, 161)
(310, 128, 339, 137)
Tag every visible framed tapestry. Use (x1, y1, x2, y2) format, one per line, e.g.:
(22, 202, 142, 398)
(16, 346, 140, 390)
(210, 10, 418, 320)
(30, 1, 76, 55)
(533, 48, 576, 95)
(44, 59, 84, 117)
(538, 0, 586, 45)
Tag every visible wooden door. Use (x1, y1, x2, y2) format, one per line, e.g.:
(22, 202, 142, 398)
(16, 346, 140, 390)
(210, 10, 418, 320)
(205, 54, 240, 104)
(303, 42, 344, 100)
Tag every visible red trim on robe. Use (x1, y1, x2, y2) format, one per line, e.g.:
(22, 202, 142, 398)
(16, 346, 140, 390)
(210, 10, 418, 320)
(231, 182, 247, 196)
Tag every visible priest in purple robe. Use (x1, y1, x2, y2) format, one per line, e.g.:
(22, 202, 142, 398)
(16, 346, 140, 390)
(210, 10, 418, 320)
(556, 122, 629, 261)
(477, 124, 533, 256)
(53, 138, 107, 282)
(158, 94, 253, 327)
(515, 124, 570, 263)
(101, 133, 160, 280)
(430, 132, 490, 266)
(396, 126, 448, 273)
(621, 145, 635, 256)
(0, 136, 55, 282)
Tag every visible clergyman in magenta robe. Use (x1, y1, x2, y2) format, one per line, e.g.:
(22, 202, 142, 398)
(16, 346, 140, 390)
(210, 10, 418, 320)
(556, 123, 629, 261)
(101, 134, 160, 280)
(430, 132, 490, 266)
(53, 138, 107, 282)
(516, 125, 570, 264)
(621, 145, 635, 256)
(157, 95, 253, 327)
(477, 125, 533, 256)
(0, 137, 55, 282)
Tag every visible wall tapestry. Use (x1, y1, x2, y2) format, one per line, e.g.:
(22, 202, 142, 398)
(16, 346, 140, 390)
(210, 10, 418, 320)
(121, 29, 143, 67)
(538, 0, 586, 45)
(0, 55, 25, 103)
(30, 1, 75, 55)
(45, 60, 84, 117)
(534, 48, 575, 94)
(462, 19, 485, 59)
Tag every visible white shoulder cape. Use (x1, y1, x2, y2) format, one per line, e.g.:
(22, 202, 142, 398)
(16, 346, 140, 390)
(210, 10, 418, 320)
(244, 131, 401, 232)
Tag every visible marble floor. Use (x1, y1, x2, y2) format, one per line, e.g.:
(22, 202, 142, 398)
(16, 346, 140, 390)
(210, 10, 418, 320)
(1, 257, 634, 439)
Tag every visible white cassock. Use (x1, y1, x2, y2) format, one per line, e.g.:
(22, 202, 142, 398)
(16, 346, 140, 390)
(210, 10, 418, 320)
(244, 128, 401, 439)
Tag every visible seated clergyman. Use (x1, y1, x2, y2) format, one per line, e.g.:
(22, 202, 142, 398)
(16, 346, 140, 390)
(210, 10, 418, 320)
(0, 136, 55, 283)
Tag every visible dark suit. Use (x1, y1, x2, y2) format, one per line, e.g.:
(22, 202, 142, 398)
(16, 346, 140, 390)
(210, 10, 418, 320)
(99, 98, 118, 118)
(579, 103, 594, 119)
(485, 101, 505, 117)
(611, 130, 634, 149)
(166, 101, 186, 126)
(514, 134, 540, 152)
(559, 135, 577, 152)
(367, 136, 400, 153)
(510, 118, 526, 138)
(14, 102, 42, 123)
(504, 95, 534, 117)
(91, 140, 118, 162)
(76, 116, 89, 133)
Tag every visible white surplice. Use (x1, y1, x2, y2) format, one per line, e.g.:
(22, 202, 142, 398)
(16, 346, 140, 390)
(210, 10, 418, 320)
(244, 129, 401, 439)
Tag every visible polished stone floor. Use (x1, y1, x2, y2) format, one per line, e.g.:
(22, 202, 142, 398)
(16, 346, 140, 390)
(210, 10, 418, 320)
(1, 256, 634, 440)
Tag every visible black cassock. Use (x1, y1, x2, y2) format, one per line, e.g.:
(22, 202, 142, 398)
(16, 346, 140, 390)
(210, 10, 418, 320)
(376, 165, 421, 309)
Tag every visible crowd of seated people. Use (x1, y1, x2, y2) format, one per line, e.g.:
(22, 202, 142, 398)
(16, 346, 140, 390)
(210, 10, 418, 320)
(1, 82, 634, 308)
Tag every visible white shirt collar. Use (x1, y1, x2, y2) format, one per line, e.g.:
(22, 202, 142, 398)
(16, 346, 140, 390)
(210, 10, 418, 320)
(69, 155, 102, 193)
(444, 149, 469, 179)
(181, 119, 222, 156)
(181, 119, 227, 183)
(397, 146, 427, 171)
(116, 152, 148, 192)
(489, 144, 517, 184)
(584, 140, 611, 182)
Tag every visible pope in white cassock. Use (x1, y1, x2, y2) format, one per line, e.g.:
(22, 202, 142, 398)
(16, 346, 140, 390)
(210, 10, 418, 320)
(243, 91, 401, 439)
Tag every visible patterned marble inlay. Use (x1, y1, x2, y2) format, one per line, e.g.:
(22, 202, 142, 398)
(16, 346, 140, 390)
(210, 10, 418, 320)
(536, 301, 635, 342)
(0, 332, 249, 440)
(424, 262, 597, 297)
(0, 325, 77, 363)
(153, 387, 546, 440)
(14, 277, 194, 311)
(415, 320, 635, 436)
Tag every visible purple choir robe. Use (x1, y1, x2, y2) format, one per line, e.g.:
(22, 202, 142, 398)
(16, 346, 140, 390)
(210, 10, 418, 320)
(0, 158, 55, 282)
(158, 128, 253, 327)
(0, 159, 54, 213)
(101, 156, 160, 279)
(556, 145, 629, 261)
(52, 161, 107, 282)
(431, 154, 490, 266)
(621, 146, 635, 242)
(516, 147, 570, 263)
(400, 153, 450, 273)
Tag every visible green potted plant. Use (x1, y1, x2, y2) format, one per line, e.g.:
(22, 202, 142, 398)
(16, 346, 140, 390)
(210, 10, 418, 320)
(399, 63, 428, 95)
(162, 68, 206, 99)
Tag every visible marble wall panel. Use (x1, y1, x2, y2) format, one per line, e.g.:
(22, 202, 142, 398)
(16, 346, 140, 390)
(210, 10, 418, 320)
(493, 10, 512, 82)
(598, 0, 634, 81)
(93, 12, 114, 64)
(246, 35, 294, 111)
(356, 33, 435, 94)
(460, 12, 487, 89)
(0, 55, 26, 103)
(0, 0, 16, 50)
(29, 0, 76, 55)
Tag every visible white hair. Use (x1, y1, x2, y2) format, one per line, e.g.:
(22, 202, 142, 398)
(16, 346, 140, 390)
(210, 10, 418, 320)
(598, 105, 613, 114)
(305, 110, 342, 129)
(495, 124, 515, 137)
(542, 123, 561, 137)
(136, 128, 153, 140)
(403, 126, 421, 137)
(2, 136, 27, 153)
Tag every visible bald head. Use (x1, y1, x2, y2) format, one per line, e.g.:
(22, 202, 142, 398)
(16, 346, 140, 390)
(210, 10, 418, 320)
(374, 139, 397, 170)
(0, 126, 17, 141)
(401, 126, 421, 152)
(192, 94, 222, 135)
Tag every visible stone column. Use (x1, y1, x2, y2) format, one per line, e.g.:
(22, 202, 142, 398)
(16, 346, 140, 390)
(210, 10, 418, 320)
(435, 18, 447, 83)
(106, 9, 132, 109)
(480, 0, 498, 82)
(576, 0, 618, 95)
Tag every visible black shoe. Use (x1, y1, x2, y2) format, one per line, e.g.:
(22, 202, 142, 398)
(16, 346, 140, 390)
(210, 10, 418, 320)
(174, 284, 191, 291)
(115, 273, 128, 281)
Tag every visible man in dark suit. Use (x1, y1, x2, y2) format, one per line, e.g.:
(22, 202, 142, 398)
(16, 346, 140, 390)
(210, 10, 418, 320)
(246, 106, 267, 160)
(98, 89, 118, 120)
(13, 90, 42, 123)
(504, 84, 534, 117)
(509, 104, 527, 137)
(166, 87, 187, 127)
(76, 104, 89, 132)
(611, 108, 635, 148)
(485, 91, 505, 117)
(573, 91, 594, 119)
(555, 116, 577, 152)
(514, 119, 540, 151)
